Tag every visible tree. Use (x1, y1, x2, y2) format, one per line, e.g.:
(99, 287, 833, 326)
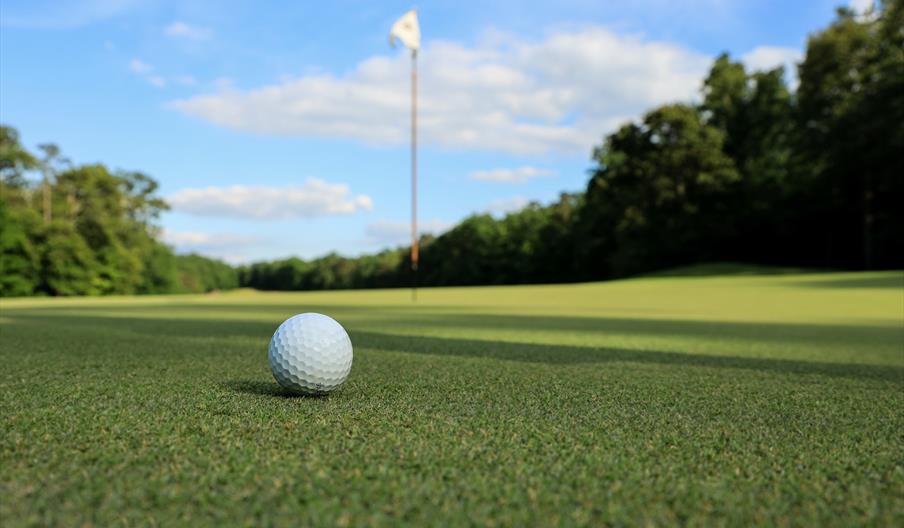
(582, 104, 740, 277)
(1, 125, 236, 297)
(141, 244, 180, 294)
(37, 143, 68, 225)
(174, 254, 239, 292)
(422, 214, 506, 286)
(39, 221, 99, 296)
(0, 126, 37, 188)
(534, 193, 582, 282)
(0, 200, 41, 296)
(1, 127, 41, 296)
(796, 2, 904, 268)
(700, 55, 795, 264)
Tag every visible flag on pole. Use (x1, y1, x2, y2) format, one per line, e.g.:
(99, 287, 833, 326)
(390, 9, 420, 301)
(389, 10, 420, 51)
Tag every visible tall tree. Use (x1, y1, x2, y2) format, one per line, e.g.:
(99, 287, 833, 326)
(0, 127, 41, 296)
(1, 126, 37, 188)
(39, 221, 99, 296)
(581, 104, 740, 277)
(37, 144, 68, 225)
(796, 2, 904, 268)
(700, 55, 795, 264)
(0, 200, 41, 296)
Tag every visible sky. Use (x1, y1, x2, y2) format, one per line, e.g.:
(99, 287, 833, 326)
(0, 0, 870, 264)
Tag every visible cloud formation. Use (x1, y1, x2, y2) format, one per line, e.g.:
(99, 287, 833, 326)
(162, 230, 263, 248)
(167, 179, 373, 219)
(129, 59, 152, 74)
(160, 230, 264, 264)
(470, 166, 555, 184)
(741, 45, 803, 88)
(165, 21, 212, 41)
(484, 196, 530, 215)
(741, 46, 802, 73)
(365, 219, 453, 246)
(848, 0, 875, 14)
(129, 58, 167, 87)
(170, 27, 712, 155)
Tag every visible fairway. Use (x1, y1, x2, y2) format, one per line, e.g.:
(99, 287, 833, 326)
(2, 271, 903, 526)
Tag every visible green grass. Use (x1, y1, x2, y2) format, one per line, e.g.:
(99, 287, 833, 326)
(2, 270, 903, 526)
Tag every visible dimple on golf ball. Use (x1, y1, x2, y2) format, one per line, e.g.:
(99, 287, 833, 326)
(268, 313, 353, 395)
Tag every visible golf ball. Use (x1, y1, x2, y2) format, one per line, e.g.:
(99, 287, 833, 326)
(268, 313, 353, 395)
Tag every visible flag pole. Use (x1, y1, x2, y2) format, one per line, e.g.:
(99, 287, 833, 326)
(410, 48, 418, 302)
(389, 8, 420, 302)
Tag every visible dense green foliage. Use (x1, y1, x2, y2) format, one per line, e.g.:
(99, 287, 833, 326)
(2, 271, 902, 525)
(242, 4, 903, 290)
(579, 104, 740, 277)
(0, 128, 236, 296)
(239, 193, 583, 289)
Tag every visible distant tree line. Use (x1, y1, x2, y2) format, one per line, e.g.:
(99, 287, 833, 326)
(2, 4, 901, 296)
(237, 193, 584, 289)
(241, 4, 903, 290)
(0, 128, 237, 296)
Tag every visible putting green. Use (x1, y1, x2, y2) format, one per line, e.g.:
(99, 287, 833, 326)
(2, 270, 902, 525)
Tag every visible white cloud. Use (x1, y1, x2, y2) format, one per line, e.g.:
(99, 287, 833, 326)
(365, 219, 453, 246)
(484, 196, 530, 215)
(849, 0, 879, 20)
(849, 0, 874, 13)
(161, 230, 263, 248)
(169, 27, 711, 155)
(165, 21, 212, 41)
(741, 46, 802, 73)
(167, 179, 373, 219)
(129, 59, 167, 87)
(213, 77, 235, 91)
(741, 45, 803, 88)
(471, 166, 555, 184)
(129, 59, 153, 74)
(160, 230, 265, 264)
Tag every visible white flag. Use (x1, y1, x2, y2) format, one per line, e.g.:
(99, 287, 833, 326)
(389, 9, 420, 51)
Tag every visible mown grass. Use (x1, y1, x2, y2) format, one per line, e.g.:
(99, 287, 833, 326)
(1, 270, 903, 526)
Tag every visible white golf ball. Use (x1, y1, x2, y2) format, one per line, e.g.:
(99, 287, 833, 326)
(268, 313, 353, 395)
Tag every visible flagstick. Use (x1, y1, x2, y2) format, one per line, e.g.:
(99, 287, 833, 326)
(411, 49, 419, 302)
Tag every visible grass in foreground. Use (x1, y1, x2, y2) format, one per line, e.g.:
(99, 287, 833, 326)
(1, 270, 903, 526)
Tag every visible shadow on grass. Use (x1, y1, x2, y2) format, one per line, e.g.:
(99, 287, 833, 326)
(221, 380, 332, 399)
(636, 264, 903, 290)
(222, 380, 296, 397)
(7, 312, 903, 384)
(11, 307, 902, 350)
(793, 274, 904, 289)
(352, 331, 904, 384)
(364, 313, 904, 349)
(639, 262, 815, 278)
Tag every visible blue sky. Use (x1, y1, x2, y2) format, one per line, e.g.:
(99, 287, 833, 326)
(0, 0, 861, 263)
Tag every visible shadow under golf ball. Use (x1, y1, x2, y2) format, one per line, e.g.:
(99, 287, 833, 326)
(222, 380, 337, 399)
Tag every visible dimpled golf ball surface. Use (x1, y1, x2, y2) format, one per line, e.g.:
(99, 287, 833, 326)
(268, 313, 353, 395)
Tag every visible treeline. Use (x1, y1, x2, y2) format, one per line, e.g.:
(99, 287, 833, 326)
(0, 129, 237, 296)
(242, 4, 903, 290)
(238, 194, 583, 289)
